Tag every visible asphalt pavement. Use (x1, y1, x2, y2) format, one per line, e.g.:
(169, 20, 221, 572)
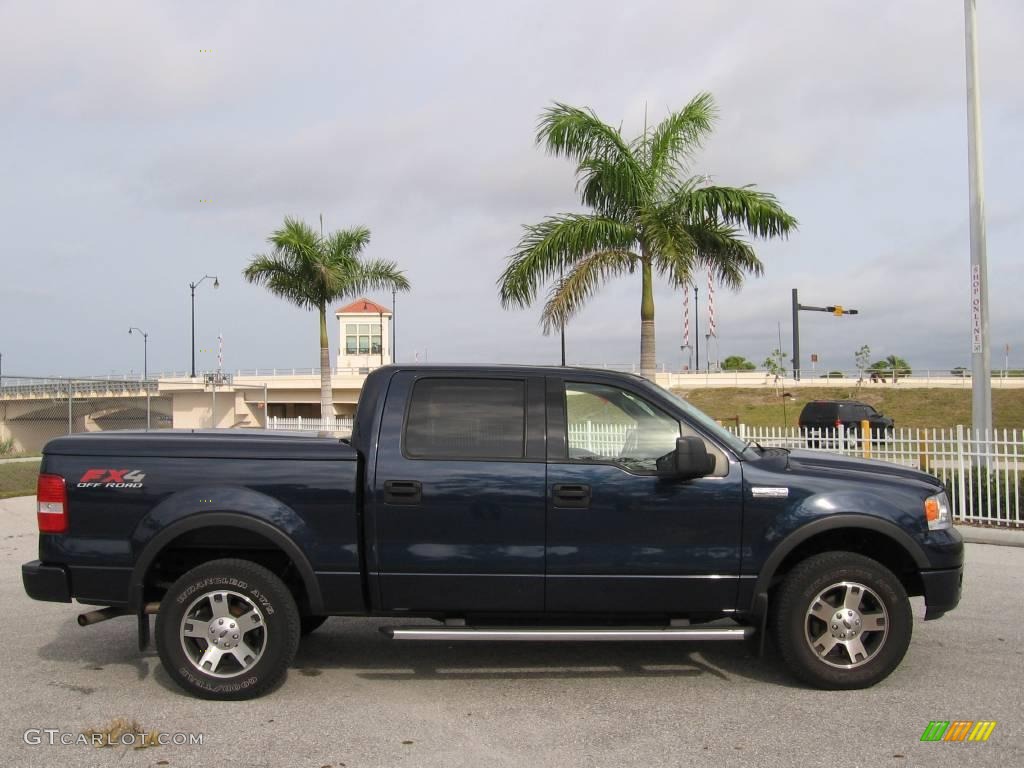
(1, 495, 1021, 768)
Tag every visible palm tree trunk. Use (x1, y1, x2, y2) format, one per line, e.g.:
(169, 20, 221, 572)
(639, 257, 656, 379)
(318, 305, 333, 420)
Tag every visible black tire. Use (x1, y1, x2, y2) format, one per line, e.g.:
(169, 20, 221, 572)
(300, 615, 328, 636)
(155, 558, 300, 700)
(773, 551, 912, 690)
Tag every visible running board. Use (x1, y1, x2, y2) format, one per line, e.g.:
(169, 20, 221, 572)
(381, 626, 754, 642)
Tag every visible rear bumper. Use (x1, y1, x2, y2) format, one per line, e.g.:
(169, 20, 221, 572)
(22, 560, 71, 603)
(921, 565, 963, 620)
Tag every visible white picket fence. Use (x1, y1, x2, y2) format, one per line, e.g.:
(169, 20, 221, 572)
(736, 425, 1023, 528)
(267, 416, 354, 433)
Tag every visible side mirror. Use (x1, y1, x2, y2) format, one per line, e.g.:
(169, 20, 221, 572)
(656, 436, 716, 480)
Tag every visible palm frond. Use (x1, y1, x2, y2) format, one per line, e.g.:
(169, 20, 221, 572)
(336, 258, 411, 300)
(576, 155, 652, 218)
(498, 214, 638, 308)
(540, 249, 636, 334)
(685, 222, 763, 289)
(647, 92, 716, 177)
(675, 184, 798, 239)
(537, 103, 636, 166)
(243, 253, 320, 310)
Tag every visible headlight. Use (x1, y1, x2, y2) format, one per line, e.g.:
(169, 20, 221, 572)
(924, 492, 951, 531)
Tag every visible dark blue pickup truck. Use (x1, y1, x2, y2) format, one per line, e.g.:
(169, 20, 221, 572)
(22, 365, 963, 699)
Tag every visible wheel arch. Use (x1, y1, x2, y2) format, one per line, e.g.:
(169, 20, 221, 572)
(129, 512, 323, 615)
(752, 515, 929, 611)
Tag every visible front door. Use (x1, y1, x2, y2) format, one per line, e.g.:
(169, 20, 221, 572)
(545, 377, 744, 614)
(372, 372, 547, 613)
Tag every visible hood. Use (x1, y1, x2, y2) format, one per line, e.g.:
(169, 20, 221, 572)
(784, 449, 943, 491)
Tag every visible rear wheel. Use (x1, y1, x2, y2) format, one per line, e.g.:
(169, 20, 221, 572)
(773, 552, 911, 689)
(155, 558, 300, 700)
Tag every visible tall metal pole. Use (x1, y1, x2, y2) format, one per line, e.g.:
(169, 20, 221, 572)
(559, 264, 566, 366)
(190, 283, 197, 378)
(693, 286, 699, 373)
(791, 288, 801, 381)
(143, 334, 147, 380)
(965, 0, 992, 437)
(392, 287, 397, 364)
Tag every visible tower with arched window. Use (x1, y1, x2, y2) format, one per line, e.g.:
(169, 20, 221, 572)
(335, 298, 392, 370)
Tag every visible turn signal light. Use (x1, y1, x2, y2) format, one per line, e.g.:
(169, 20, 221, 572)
(924, 492, 951, 531)
(36, 473, 68, 533)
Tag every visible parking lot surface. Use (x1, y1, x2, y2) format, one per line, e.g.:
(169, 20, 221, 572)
(2, 495, 1021, 767)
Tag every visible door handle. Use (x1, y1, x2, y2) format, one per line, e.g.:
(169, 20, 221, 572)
(383, 480, 422, 505)
(553, 483, 591, 509)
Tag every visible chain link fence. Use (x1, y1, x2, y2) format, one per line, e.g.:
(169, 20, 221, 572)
(0, 376, 172, 455)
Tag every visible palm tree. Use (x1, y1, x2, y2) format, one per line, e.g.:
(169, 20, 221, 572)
(244, 217, 410, 419)
(498, 93, 797, 378)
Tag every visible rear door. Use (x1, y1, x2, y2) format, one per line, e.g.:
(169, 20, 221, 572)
(371, 372, 547, 612)
(544, 376, 744, 614)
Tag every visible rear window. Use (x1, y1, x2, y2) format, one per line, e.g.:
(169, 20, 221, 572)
(404, 378, 526, 459)
(800, 402, 836, 420)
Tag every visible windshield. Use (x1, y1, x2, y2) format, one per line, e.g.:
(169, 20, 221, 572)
(658, 387, 751, 455)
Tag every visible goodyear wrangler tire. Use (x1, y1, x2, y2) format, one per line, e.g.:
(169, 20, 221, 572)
(155, 558, 300, 700)
(773, 551, 912, 690)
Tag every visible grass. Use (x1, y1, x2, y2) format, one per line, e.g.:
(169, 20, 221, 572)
(677, 387, 1024, 430)
(0, 460, 40, 499)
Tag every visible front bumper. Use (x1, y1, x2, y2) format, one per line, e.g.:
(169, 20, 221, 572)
(921, 565, 963, 620)
(22, 560, 71, 603)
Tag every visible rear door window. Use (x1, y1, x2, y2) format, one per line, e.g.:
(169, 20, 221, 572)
(404, 378, 526, 459)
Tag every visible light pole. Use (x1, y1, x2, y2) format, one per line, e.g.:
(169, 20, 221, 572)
(392, 287, 397, 364)
(190, 275, 219, 378)
(559, 264, 566, 366)
(965, 0, 992, 437)
(128, 327, 148, 379)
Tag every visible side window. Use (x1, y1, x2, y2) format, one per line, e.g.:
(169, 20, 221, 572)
(564, 382, 727, 475)
(564, 382, 679, 472)
(405, 378, 525, 459)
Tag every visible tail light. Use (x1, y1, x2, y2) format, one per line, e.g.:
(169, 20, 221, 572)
(835, 419, 842, 429)
(36, 473, 68, 533)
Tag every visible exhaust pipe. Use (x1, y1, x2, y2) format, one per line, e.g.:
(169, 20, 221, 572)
(77, 602, 160, 627)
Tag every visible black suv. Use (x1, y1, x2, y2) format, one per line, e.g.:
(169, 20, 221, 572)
(799, 400, 894, 446)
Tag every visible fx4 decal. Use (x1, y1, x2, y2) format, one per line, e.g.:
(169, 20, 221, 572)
(77, 469, 146, 489)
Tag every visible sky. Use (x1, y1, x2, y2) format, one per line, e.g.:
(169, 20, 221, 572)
(1, 0, 1022, 379)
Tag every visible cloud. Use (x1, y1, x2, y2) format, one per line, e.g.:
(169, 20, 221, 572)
(1, 0, 1022, 377)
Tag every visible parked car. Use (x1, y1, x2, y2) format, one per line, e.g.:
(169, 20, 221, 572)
(799, 400, 894, 446)
(23, 365, 961, 699)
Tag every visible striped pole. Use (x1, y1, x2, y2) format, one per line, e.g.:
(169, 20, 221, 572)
(683, 289, 690, 347)
(707, 271, 717, 337)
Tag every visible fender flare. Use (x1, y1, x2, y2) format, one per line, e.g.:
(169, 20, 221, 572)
(750, 514, 929, 610)
(129, 512, 323, 614)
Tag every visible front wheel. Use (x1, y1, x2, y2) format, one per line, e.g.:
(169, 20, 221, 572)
(773, 552, 912, 689)
(155, 558, 301, 700)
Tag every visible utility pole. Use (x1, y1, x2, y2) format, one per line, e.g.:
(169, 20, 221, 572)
(965, 0, 992, 437)
(791, 288, 859, 380)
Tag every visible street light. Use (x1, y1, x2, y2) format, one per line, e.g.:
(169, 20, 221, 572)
(128, 327, 149, 379)
(189, 275, 219, 378)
